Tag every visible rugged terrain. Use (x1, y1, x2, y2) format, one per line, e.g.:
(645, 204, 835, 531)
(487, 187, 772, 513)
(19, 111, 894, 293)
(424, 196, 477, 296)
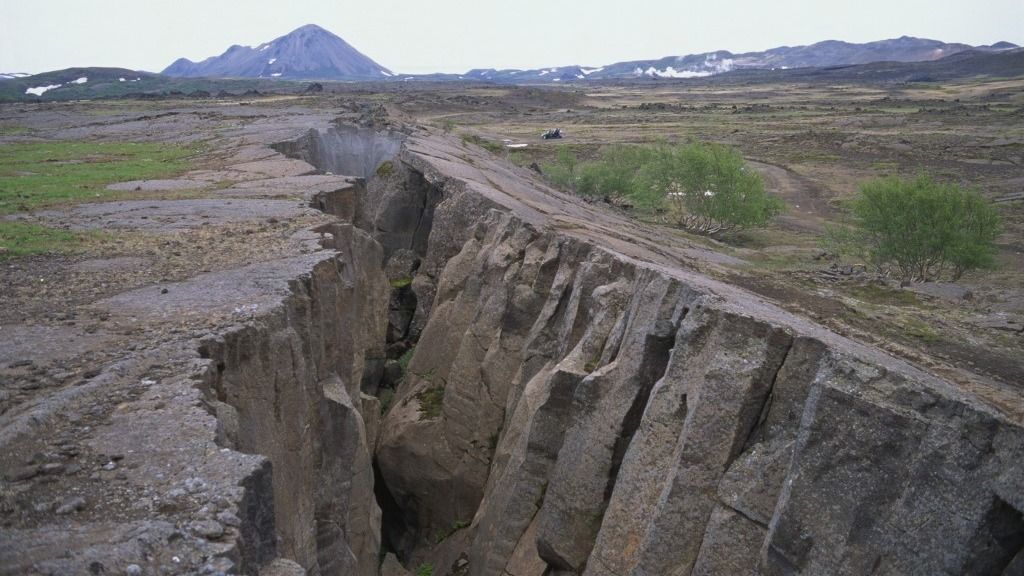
(0, 80, 1022, 576)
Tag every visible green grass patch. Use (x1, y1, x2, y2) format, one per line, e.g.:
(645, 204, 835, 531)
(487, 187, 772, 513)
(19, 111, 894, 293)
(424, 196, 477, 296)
(378, 389, 395, 415)
(415, 564, 434, 576)
(0, 126, 31, 136)
(0, 221, 102, 259)
(397, 347, 415, 373)
(416, 384, 445, 420)
(849, 285, 921, 307)
(870, 161, 900, 174)
(434, 519, 470, 544)
(0, 141, 197, 214)
(375, 160, 394, 178)
(461, 134, 505, 154)
(389, 277, 412, 289)
(902, 317, 941, 342)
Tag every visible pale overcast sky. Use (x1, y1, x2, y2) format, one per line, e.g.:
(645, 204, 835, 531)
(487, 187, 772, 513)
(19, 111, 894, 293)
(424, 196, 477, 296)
(2, 0, 1021, 74)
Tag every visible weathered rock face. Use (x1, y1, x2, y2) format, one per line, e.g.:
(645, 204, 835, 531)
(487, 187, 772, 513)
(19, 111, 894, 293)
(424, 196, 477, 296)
(343, 131, 1024, 576)
(197, 223, 389, 576)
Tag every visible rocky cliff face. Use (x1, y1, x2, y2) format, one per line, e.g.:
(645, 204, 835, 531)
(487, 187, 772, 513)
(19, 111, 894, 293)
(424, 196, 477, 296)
(289, 127, 1023, 575)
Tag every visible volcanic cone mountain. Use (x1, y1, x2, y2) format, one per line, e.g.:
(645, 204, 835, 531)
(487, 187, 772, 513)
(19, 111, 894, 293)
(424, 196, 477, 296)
(163, 24, 392, 80)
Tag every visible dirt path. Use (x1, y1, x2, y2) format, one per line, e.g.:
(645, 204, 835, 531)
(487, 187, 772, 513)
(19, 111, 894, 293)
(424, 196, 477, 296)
(747, 159, 835, 234)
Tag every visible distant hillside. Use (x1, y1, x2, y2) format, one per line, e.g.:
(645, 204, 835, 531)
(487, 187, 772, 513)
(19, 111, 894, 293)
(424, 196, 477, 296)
(456, 36, 1020, 83)
(0, 68, 163, 101)
(163, 24, 392, 80)
(0, 67, 322, 102)
(710, 47, 1024, 84)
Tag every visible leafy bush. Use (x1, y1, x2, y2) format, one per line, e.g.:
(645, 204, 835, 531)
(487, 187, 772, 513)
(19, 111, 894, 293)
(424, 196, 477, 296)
(827, 175, 1001, 282)
(639, 142, 782, 233)
(542, 146, 580, 192)
(578, 145, 662, 209)
(544, 142, 781, 234)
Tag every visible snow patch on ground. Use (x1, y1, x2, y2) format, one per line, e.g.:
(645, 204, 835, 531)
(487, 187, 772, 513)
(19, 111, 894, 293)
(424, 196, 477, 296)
(581, 67, 604, 75)
(271, 73, 282, 77)
(268, 58, 276, 65)
(70, 77, 88, 84)
(381, 71, 394, 77)
(119, 77, 126, 82)
(25, 84, 62, 96)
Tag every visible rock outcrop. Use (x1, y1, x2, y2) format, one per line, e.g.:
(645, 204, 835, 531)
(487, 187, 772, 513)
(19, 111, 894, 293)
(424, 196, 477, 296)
(339, 129, 1024, 575)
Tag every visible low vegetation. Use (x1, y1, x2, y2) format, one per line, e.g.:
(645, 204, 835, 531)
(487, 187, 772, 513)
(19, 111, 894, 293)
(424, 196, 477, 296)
(434, 519, 470, 543)
(0, 221, 103, 259)
(461, 134, 505, 154)
(416, 384, 445, 419)
(0, 140, 197, 258)
(544, 142, 783, 235)
(0, 140, 196, 214)
(826, 175, 1001, 282)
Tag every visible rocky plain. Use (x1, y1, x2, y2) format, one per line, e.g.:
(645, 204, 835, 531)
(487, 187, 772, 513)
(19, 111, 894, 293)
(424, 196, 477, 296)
(0, 79, 1022, 576)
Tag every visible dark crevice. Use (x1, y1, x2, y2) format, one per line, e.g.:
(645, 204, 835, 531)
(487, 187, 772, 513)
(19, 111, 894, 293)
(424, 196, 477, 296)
(962, 496, 1024, 575)
(602, 323, 680, 503)
(738, 336, 795, 457)
(409, 173, 443, 258)
(374, 459, 417, 564)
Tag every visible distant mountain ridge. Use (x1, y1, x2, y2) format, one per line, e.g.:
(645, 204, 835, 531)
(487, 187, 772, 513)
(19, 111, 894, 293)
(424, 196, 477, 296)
(163, 24, 391, 80)
(457, 36, 1020, 82)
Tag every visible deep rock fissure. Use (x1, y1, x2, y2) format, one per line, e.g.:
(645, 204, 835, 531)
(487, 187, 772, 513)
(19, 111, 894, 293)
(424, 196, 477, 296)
(199, 124, 1024, 576)
(272, 124, 442, 566)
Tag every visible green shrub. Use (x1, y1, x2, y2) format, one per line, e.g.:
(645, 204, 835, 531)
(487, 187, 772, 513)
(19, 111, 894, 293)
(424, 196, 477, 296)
(376, 161, 394, 178)
(415, 564, 434, 576)
(542, 146, 580, 192)
(545, 142, 781, 234)
(828, 175, 1000, 281)
(578, 144, 662, 209)
(639, 142, 782, 233)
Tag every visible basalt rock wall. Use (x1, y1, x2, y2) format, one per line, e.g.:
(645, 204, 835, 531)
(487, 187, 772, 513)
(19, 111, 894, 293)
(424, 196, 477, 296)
(278, 125, 1024, 576)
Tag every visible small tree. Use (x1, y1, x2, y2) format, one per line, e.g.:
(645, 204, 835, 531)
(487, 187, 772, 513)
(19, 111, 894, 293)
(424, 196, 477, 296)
(638, 142, 782, 234)
(829, 175, 1001, 282)
(577, 144, 661, 209)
